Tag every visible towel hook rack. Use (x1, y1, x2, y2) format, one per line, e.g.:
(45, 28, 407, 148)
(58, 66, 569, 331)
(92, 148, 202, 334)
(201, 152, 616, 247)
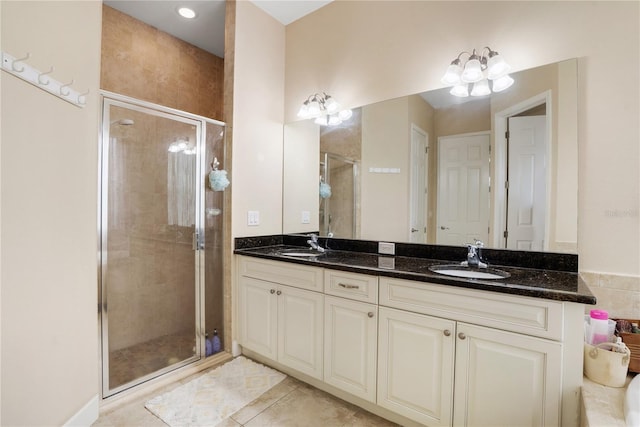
(38, 66, 54, 85)
(11, 53, 30, 72)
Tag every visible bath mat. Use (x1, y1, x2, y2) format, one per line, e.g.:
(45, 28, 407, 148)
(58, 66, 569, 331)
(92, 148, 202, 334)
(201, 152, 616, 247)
(145, 356, 286, 426)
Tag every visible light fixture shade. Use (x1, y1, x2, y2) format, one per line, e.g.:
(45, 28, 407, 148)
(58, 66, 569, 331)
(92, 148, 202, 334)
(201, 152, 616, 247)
(314, 116, 328, 126)
(308, 100, 321, 116)
(487, 53, 511, 80)
(471, 79, 491, 97)
(491, 74, 514, 92)
(461, 58, 483, 83)
(338, 109, 353, 120)
(450, 84, 469, 97)
(441, 62, 463, 85)
(324, 96, 339, 114)
(327, 114, 342, 126)
(297, 102, 310, 118)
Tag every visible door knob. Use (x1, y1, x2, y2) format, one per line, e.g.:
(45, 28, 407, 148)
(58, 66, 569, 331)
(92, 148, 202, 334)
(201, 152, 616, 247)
(276, 290, 282, 296)
(411, 228, 419, 233)
(270, 289, 275, 294)
(443, 329, 451, 336)
(440, 226, 450, 230)
(367, 312, 374, 318)
(458, 332, 466, 340)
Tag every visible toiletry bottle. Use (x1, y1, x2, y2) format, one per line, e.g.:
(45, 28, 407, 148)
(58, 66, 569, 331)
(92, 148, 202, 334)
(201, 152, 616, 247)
(212, 329, 221, 353)
(205, 333, 213, 356)
(588, 309, 610, 345)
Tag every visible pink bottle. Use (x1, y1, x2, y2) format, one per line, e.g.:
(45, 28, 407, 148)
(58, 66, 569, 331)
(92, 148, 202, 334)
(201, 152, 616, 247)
(588, 309, 610, 345)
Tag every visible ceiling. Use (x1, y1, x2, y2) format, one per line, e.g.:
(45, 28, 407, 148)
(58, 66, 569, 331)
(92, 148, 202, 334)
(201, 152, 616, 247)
(103, 0, 333, 58)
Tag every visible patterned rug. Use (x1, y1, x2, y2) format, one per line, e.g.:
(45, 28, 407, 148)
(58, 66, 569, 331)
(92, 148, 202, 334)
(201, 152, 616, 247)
(145, 356, 286, 426)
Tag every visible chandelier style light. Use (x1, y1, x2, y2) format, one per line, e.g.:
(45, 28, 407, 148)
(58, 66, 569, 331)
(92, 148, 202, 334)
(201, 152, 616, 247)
(441, 47, 514, 98)
(297, 92, 353, 126)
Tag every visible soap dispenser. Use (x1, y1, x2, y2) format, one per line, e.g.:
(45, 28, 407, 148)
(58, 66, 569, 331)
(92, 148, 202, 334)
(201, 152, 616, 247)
(212, 329, 221, 354)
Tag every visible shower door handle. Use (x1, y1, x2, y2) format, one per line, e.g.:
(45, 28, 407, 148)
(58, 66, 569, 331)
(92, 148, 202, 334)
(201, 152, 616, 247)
(192, 232, 204, 250)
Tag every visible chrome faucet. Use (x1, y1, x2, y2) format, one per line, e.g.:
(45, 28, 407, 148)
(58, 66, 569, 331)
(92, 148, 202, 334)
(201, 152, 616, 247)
(307, 234, 325, 253)
(463, 239, 487, 268)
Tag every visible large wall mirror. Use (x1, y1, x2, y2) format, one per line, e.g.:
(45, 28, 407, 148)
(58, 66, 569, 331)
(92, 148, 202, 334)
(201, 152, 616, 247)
(283, 59, 578, 253)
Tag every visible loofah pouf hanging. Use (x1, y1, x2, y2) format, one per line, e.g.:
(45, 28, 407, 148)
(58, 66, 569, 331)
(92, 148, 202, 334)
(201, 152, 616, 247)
(209, 157, 230, 191)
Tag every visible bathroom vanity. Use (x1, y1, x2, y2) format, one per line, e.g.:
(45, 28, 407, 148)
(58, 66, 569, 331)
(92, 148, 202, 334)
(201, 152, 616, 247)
(234, 236, 595, 427)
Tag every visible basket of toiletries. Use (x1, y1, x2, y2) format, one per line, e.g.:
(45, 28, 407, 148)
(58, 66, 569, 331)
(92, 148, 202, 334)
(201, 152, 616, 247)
(614, 318, 640, 373)
(583, 310, 630, 387)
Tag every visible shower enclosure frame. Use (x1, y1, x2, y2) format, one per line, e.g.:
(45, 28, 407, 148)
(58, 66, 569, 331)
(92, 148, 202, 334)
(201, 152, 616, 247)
(320, 152, 359, 239)
(98, 91, 226, 398)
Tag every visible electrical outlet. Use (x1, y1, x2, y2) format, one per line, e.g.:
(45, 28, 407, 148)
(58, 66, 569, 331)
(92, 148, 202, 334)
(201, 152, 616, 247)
(247, 210, 260, 226)
(378, 242, 395, 255)
(301, 211, 311, 224)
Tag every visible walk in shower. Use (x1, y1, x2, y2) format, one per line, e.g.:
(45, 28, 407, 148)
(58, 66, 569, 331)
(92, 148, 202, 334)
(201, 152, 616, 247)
(320, 152, 359, 238)
(99, 93, 227, 397)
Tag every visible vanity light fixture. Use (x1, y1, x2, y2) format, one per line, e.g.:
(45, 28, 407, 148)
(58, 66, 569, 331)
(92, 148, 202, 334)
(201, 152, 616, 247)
(297, 92, 353, 126)
(441, 47, 514, 97)
(177, 7, 197, 19)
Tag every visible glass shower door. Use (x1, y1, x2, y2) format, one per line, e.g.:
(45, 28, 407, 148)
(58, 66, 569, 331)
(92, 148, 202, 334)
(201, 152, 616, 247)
(101, 99, 202, 396)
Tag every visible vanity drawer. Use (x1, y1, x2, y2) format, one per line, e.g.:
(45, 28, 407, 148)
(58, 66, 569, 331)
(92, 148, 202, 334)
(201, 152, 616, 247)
(325, 269, 378, 304)
(379, 277, 563, 341)
(237, 256, 323, 292)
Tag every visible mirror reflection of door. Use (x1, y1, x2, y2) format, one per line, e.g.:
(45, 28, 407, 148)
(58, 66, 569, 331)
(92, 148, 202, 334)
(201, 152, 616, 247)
(409, 124, 428, 243)
(506, 115, 547, 250)
(436, 132, 490, 246)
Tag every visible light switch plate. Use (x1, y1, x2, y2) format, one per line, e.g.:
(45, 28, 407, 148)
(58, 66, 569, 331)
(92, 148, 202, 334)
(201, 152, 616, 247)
(378, 242, 395, 255)
(301, 211, 310, 224)
(247, 210, 260, 226)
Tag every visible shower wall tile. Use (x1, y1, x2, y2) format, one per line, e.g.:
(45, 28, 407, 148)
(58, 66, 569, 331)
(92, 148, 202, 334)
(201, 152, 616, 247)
(101, 5, 224, 120)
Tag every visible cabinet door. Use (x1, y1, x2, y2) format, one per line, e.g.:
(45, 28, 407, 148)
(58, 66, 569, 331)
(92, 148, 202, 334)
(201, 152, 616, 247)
(324, 296, 377, 402)
(238, 276, 277, 360)
(278, 285, 324, 380)
(453, 322, 562, 427)
(378, 307, 455, 426)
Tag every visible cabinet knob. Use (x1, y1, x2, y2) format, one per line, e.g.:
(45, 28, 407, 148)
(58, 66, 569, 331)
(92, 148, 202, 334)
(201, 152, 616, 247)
(367, 312, 374, 318)
(276, 290, 282, 296)
(270, 289, 275, 294)
(443, 329, 451, 336)
(458, 332, 466, 340)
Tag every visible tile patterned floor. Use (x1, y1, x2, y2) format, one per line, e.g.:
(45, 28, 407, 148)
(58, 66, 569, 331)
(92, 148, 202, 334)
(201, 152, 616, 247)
(109, 332, 196, 390)
(94, 359, 400, 427)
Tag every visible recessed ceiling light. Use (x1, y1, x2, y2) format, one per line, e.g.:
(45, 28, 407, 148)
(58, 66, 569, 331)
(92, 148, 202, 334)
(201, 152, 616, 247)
(177, 7, 197, 19)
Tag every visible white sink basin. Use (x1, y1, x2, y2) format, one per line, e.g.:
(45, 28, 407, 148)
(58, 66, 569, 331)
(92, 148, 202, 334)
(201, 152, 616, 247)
(279, 248, 324, 257)
(429, 264, 510, 280)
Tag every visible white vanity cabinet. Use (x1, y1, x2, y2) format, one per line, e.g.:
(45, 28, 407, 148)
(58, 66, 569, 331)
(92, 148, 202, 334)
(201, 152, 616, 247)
(379, 276, 565, 427)
(237, 257, 324, 380)
(323, 270, 379, 402)
(236, 255, 583, 427)
(377, 306, 456, 426)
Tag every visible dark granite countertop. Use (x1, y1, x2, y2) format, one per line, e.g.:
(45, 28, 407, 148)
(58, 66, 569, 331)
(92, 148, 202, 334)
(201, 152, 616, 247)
(234, 243, 596, 305)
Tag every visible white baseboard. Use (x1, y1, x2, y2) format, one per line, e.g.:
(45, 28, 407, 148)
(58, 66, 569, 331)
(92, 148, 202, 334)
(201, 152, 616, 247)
(64, 394, 99, 427)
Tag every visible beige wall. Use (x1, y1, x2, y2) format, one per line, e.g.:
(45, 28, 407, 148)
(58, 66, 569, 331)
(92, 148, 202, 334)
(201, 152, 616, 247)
(232, 1, 285, 238)
(0, 1, 102, 425)
(285, 1, 640, 278)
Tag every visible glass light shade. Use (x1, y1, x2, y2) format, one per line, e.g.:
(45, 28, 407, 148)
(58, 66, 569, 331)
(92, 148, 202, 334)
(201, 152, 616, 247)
(338, 109, 353, 120)
(297, 102, 310, 118)
(450, 84, 469, 97)
(461, 58, 483, 83)
(470, 79, 491, 97)
(327, 114, 342, 126)
(308, 100, 321, 116)
(168, 143, 182, 153)
(487, 54, 511, 80)
(324, 96, 339, 114)
(314, 116, 328, 126)
(441, 62, 463, 85)
(492, 74, 514, 92)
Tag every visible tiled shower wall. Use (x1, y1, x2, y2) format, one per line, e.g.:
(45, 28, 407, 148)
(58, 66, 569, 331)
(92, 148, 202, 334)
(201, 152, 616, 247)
(101, 6, 225, 351)
(101, 5, 224, 119)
